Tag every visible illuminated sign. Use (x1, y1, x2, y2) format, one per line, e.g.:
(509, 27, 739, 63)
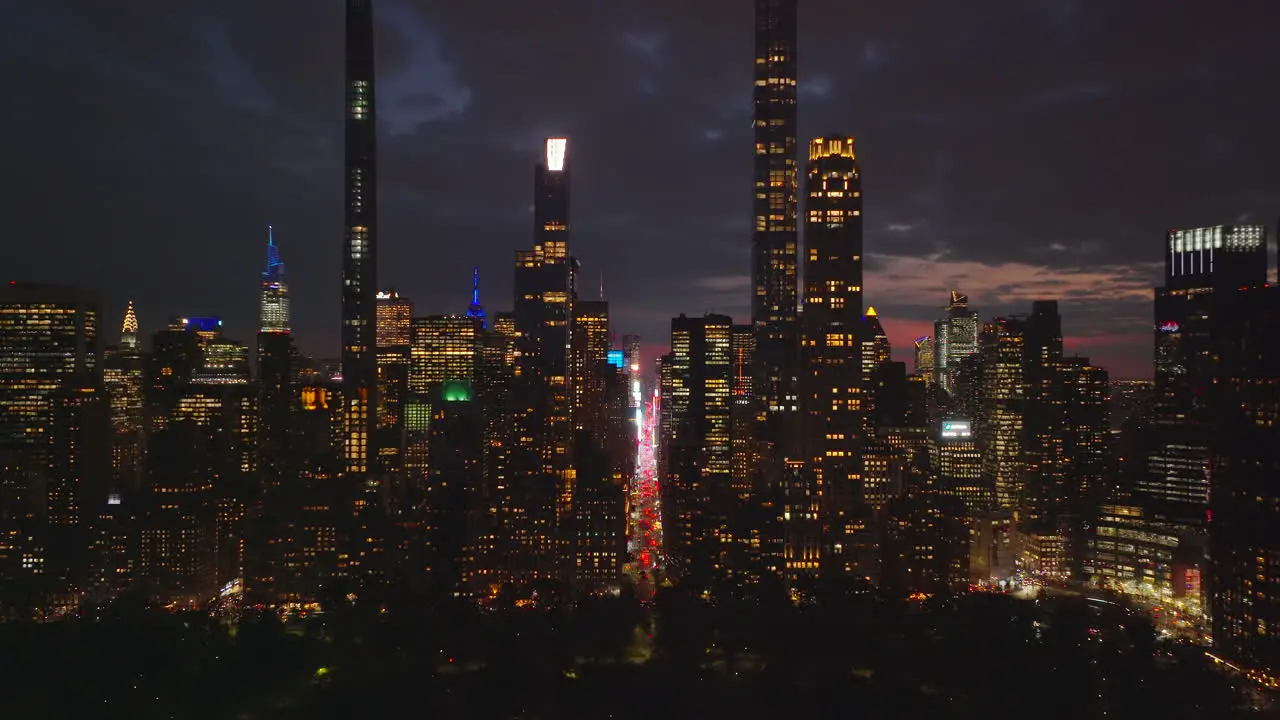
(546, 137, 567, 172)
(607, 350, 624, 369)
(1159, 321, 1180, 333)
(939, 420, 972, 439)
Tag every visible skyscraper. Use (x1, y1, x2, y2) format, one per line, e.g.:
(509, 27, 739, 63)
(259, 226, 289, 334)
(341, 0, 378, 478)
(800, 136, 863, 576)
(375, 291, 412, 484)
(934, 291, 979, 396)
(752, 0, 799, 324)
(120, 301, 139, 351)
(913, 336, 934, 384)
(1208, 283, 1280, 675)
(570, 299, 610, 440)
(663, 314, 733, 588)
(105, 302, 145, 493)
(510, 137, 575, 586)
(1144, 225, 1267, 513)
(466, 266, 486, 328)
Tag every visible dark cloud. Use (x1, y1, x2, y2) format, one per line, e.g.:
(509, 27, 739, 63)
(2, 0, 1279, 379)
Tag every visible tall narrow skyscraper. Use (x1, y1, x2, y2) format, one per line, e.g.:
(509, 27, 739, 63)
(260, 226, 289, 334)
(342, 0, 378, 477)
(752, 0, 799, 324)
(509, 138, 575, 586)
(800, 136, 863, 576)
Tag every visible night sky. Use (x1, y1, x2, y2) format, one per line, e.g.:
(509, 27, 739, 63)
(3, 1, 1279, 378)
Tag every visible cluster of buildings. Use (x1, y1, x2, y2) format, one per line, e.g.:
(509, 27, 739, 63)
(1, 0, 1278, 685)
(652, 1, 1109, 598)
(653, 0, 1280, 680)
(0, 1, 642, 613)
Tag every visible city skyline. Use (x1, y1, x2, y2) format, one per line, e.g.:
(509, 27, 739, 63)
(5, 2, 1280, 378)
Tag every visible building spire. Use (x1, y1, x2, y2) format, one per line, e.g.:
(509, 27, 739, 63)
(263, 225, 284, 281)
(466, 264, 487, 328)
(121, 300, 139, 350)
(260, 225, 290, 333)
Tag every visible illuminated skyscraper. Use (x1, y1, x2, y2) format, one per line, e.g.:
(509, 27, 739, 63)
(663, 314, 732, 587)
(105, 302, 145, 493)
(405, 314, 479, 490)
(571, 299, 610, 439)
(508, 137, 576, 587)
(934, 291, 979, 396)
(341, 0, 378, 478)
(750, 0, 801, 486)
(860, 307, 890, 435)
(260, 226, 289, 334)
(120, 301, 139, 351)
(376, 291, 412, 348)
(466, 266, 486, 328)
(752, 0, 799, 324)
(800, 136, 863, 576)
(929, 419, 986, 513)
(375, 290, 412, 491)
(979, 316, 1025, 511)
(1144, 225, 1267, 512)
(0, 285, 102, 530)
(913, 336, 934, 384)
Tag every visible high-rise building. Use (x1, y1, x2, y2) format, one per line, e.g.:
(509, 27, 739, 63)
(800, 136, 863, 578)
(979, 316, 1025, 511)
(104, 302, 145, 493)
(751, 0, 798, 324)
(663, 314, 732, 588)
(1143, 225, 1267, 514)
(929, 419, 986, 513)
(913, 336, 934, 384)
(750, 0, 801, 491)
(509, 137, 575, 588)
(934, 291, 979, 397)
(251, 297, 295, 601)
(405, 314, 478, 491)
(259, 226, 289, 334)
(375, 290, 412, 482)
(341, 0, 378, 478)
(1207, 282, 1280, 674)
(621, 334, 642, 376)
(425, 384, 484, 599)
(139, 420, 217, 602)
(860, 307, 890, 434)
(571, 300, 610, 440)
(0, 284, 102, 532)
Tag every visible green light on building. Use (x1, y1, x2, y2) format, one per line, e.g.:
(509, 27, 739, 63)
(442, 380, 472, 403)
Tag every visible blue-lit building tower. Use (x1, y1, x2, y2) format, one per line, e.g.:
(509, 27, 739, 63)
(260, 226, 289, 334)
(466, 265, 486, 328)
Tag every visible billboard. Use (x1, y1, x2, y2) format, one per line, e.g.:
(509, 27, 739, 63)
(939, 419, 972, 440)
(607, 350, 625, 369)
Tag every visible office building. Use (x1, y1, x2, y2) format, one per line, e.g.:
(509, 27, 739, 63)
(934, 291, 979, 397)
